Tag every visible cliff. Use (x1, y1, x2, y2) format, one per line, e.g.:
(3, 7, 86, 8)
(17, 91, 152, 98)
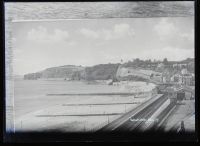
(24, 65, 85, 80)
(24, 64, 120, 81)
(84, 63, 120, 81)
(24, 58, 194, 81)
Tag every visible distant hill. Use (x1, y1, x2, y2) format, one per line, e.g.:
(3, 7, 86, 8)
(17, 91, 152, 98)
(165, 58, 194, 64)
(24, 58, 194, 81)
(179, 58, 194, 63)
(24, 64, 120, 81)
(24, 65, 84, 80)
(84, 63, 120, 81)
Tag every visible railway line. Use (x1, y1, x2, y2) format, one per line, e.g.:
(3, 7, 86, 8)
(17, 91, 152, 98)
(98, 93, 176, 132)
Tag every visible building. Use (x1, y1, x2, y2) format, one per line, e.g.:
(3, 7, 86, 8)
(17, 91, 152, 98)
(172, 63, 188, 69)
(150, 73, 162, 82)
(171, 74, 182, 84)
(171, 72, 194, 86)
(162, 74, 171, 83)
(182, 75, 193, 86)
(173, 63, 178, 68)
(165, 86, 185, 102)
(183, 86, 195, 100)
(181, 68, 188, 75)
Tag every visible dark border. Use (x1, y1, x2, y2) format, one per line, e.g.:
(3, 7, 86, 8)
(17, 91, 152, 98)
(1, 0, 199, 143)
(1, 0, 5, 144)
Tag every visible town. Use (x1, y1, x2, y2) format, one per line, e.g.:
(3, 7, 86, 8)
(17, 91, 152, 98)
(102, 57, 195, 132)
(22, 57, 195, 132)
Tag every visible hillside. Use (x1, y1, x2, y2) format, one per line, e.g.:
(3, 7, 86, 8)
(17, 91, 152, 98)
(116, 66, 161, 82)
(24, 58, 194, 81)
(84, 64, 120, 81)
(24, 64, 120, 81)
(24, 65, 84, 80)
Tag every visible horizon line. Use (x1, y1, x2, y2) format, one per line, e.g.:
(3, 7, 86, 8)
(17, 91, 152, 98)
(14, 57, 194, 76)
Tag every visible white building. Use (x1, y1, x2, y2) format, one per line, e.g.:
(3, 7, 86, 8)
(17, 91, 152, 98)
(181, 68, 188, 75)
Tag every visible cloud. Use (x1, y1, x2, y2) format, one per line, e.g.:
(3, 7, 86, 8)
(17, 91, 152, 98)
(141, 46, 194, 61)
(80, 28, 99, 39)
(27, 26, 69, 42)
(79, 23, 135, 40)
(180, 29, 194, 42)
(68, 41, 77, 46)
(154, 18, 194, 49)
(154, 18, 177, 37)
(113, 23, 135, 38)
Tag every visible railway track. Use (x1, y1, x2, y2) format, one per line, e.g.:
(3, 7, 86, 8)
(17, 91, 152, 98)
(98, 94, 167, 132)
(114, 94, 168, 131)
(97, 93, 179, 132)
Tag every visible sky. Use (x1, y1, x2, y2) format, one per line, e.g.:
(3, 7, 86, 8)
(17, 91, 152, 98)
(12, 17, 194, 75)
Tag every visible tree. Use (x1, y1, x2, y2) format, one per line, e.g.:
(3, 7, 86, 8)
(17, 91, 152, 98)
(134, 58, 140, 65)
(163, 58, 168, 65)
(148, 59, 152, 63)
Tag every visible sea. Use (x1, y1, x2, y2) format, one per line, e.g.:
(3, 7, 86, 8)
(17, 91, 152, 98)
(10, 78, 152, 132)
(14, 79, 122, 117)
